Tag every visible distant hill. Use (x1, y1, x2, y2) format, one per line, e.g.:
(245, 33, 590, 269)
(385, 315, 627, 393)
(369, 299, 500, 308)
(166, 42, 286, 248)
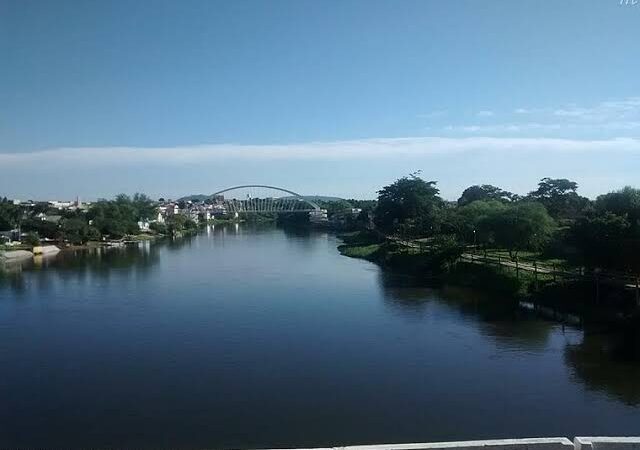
(177, 194, 211, 202)
(296, 195, 346, 202)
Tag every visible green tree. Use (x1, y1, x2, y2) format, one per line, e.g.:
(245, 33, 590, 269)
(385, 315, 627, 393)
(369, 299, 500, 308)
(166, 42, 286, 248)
(132, 193, 157, 220)
(23, 232, 41, 247)
(528, 177, 589, 220)
(570, 211, 635, 270)
(374, 174, 443, 236)
(453, 200, 509, 245)
(0, 198, 22, 231)
(61, 217, 90, 244)
(165, 214, 198, 235)
(457, 185, 515, 206)
(86, 193, 157, 238)
(595, 186, 640, 232)
(21, 217, 60, 240)
(484, 202, 556, 258)
(569, 187, 640, 271)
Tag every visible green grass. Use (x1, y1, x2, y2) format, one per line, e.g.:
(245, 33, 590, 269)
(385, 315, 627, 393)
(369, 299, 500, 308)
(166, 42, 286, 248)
(480, 248, 569, 268)
(337, 243, 382, 259)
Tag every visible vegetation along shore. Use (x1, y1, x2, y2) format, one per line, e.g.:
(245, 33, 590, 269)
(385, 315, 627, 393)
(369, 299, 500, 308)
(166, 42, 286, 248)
(337, 174, 640, 324)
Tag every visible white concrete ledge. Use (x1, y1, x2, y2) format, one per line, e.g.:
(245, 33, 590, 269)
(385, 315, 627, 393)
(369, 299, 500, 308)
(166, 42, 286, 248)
(574, 437, 640, 450)
(264, 438, 574, 450)
(264, 438, 640, 450)
(338, 438, 575, 450)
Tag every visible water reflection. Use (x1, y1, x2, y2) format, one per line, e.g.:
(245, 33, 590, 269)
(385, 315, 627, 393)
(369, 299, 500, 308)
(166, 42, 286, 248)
(565, 327, 640, 406)
(0, 241, 165, 294)
(377, 268, 640, 406)
(378, 271, 554, 349)
(2, 226, 640, 447)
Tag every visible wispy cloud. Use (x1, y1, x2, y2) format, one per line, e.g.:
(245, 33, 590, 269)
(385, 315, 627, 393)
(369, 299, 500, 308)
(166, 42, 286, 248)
(1, 136, 638, 170)
(446, 96, 640, 135)
(417, 110, 448, 119)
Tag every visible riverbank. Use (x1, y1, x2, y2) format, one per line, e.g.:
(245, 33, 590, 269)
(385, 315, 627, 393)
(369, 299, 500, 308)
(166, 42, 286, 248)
(338, 231, 640, 323)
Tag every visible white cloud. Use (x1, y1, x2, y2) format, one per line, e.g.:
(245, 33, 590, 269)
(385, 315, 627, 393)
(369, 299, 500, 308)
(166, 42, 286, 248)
(444, 96, 640, 135)
(552, 97, 640, 121)
(417, 110, 448, 119)
(1, 136, 638, 170)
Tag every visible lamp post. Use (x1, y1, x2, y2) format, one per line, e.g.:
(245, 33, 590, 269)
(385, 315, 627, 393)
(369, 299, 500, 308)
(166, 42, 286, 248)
(473, 229, 477, 255)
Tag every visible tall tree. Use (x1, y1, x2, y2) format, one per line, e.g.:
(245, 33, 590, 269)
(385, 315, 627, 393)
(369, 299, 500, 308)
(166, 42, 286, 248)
(569, 187, 640, 271)
(453, 199, 508, 244)
(528, 177, 589, 219)
(457, 185, 515, 206)
(374, 174, 443, 236)
(0, 198, 22, 231)
(595, 186, 640, 232)
(484, 202, 556, 258)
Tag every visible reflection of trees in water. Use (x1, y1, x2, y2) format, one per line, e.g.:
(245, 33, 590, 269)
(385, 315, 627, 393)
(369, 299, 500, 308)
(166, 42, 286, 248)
(0, 242, 162, 295)
(209, 222, 328, 252)
(378, 271, 640, 404)
(165, 234, 196, 251)
(376, 272, 435, 316)
(377, 271, 554, 349)
(565, 327, 640, 406)
(441, 286, 554, 350)
(0, 263, 29, 293)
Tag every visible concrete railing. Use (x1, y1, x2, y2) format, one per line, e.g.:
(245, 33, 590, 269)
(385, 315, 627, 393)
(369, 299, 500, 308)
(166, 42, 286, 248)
(574, 437, 640, 450)
(262, 438, 640, 450)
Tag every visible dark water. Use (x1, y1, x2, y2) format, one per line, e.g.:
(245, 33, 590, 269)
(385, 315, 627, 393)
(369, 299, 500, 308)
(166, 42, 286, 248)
(1, 225, 640, 449)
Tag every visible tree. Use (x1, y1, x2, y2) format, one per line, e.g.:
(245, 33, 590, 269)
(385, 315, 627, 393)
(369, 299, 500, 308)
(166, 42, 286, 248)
(88, 197, 139, 238)
(21, 217, 60, 240)
(595, 187, 640, 232)
(453, 200, 509, 245)
(23, 232, 41, 247)
(484, 202, 556, 258)
(569, 187, 640, 271)
(61, 217, 90, 244)
(132, 193, 157, 221)
(457, 185, 515, 206)
(0, 198, 21, 231)
(317, 199, 354, 216)
(149, 221, 168, 234)
(528, 177, 589, 219)
(570, 211, 635, 270)
(374, 174, 443, 236)
(165, 214, 197, 235)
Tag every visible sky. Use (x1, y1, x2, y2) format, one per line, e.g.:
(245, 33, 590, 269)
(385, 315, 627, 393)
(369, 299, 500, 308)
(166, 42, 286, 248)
(1, 0, 639, 201)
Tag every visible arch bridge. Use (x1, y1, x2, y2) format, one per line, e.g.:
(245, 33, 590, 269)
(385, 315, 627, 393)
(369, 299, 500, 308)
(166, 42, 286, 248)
(209, 185, 321, 215)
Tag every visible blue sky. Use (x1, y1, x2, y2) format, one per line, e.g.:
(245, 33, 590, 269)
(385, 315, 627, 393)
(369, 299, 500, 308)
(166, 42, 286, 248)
(1, 0, 639, 200)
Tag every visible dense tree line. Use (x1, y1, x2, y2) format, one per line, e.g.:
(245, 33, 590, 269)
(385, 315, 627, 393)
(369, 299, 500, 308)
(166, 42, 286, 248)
(372, 175, 640, 273)
(0, 194, 162, 245)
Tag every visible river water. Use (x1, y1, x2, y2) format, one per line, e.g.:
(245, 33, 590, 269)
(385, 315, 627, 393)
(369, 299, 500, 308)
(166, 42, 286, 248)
(1, 225, 639, 448)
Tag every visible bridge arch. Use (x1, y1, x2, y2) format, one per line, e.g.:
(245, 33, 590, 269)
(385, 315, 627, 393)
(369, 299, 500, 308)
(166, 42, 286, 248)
(209, 185, 321, 214)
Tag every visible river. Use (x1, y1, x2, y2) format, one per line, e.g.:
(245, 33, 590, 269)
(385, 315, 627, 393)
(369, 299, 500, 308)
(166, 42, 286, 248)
(1, 225, 639, 448)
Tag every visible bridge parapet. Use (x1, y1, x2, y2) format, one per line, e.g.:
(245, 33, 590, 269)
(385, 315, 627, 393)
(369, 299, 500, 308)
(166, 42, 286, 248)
(260, 438, 639, 450)
(574, 437, 640, 450)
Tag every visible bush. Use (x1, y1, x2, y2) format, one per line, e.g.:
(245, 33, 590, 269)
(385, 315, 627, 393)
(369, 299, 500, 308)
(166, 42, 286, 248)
(23, 232, 41, 247)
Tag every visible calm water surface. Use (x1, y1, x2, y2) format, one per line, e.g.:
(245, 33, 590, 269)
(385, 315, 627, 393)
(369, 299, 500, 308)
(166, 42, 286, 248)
(1, 225, 639, 448)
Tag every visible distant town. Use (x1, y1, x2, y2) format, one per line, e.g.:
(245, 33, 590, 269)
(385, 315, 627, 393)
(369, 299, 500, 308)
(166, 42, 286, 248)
(0, 191, 372, 252)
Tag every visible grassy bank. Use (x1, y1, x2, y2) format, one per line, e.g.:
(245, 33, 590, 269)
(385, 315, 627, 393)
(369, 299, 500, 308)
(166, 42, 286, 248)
(338, 231, 639, 320)
(338, 230, 463, 277)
